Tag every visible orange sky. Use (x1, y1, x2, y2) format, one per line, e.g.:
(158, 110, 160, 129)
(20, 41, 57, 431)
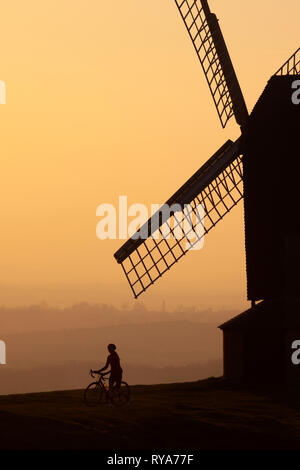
(0, 0, 299, 311)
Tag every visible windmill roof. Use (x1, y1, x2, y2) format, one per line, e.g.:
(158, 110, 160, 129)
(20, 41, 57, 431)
(218, 297, 300, 330)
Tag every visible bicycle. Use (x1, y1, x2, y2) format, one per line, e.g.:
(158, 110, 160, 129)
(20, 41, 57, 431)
(84, 369, 130, 407)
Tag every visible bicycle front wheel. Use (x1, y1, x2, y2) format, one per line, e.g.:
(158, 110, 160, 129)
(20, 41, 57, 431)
(84, 382, 104, 407)
(110, 381, 130, 407)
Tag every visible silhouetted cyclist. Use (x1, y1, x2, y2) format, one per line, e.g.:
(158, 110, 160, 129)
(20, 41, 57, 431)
(92, 343, 123, 391)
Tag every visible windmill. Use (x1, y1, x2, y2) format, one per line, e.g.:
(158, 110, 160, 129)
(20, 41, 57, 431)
(114, 0, 300, 383)
(114, 0, 300, 384)
(113, 1, 300, 383)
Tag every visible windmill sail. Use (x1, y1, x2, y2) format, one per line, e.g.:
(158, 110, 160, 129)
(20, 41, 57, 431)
(274, 47, 300, 76)
(174, 0, 248, 128)
(114, 138, 243, 298)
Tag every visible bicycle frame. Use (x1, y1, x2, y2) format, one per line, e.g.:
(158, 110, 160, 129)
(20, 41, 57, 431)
(90, 370, 110, 393)
(85, 369, 130, 407)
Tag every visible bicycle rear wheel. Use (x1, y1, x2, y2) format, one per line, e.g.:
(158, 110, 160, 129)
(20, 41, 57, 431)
(110, 381, 130, 407)
(84, 382, 104, 407)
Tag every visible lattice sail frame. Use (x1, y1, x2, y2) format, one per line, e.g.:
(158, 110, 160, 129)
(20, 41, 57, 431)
(174, 0, 248, 128)
(114, 139, 243, 298)
(274, 47, 300, 76)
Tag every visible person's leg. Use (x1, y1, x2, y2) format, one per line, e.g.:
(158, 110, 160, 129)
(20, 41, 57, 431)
(109, 374, 116, 392)
(115, 372, 122, 390)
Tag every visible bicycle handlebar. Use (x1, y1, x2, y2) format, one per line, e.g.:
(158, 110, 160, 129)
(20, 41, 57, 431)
(89, 369, 111, 379)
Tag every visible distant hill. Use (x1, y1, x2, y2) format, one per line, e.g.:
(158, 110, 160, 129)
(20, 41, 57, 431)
(2, 321, 222, 368)
(0, 320, 223, 391)
(0, 303, 236, 335)
(0, 359, 222, 395)
(1, 320, 223, 394)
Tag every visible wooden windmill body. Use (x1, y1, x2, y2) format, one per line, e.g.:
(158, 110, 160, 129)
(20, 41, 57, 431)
(114, 0, 300, 384)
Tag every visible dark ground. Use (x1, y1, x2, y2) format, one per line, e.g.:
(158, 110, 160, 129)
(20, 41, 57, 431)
(0, 377, 300, 450)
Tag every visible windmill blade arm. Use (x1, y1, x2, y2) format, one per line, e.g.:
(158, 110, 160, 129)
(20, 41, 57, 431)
(114, 138, 243, 298)
(174, 0, 248, 128)
(274, 47, 300, 76)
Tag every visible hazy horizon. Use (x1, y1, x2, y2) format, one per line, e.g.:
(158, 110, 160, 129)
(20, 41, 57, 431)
(1, 1, 299, 311)
(0, 281, 250, 312)
(0, 302, 226, 394)
(1, 1, 299, 397)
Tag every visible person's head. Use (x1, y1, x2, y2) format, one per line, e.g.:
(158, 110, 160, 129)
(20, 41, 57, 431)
(107, 343, 116, 353)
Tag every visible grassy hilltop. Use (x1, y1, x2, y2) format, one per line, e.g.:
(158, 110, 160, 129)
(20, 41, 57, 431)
(0, 378, 300, 450)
